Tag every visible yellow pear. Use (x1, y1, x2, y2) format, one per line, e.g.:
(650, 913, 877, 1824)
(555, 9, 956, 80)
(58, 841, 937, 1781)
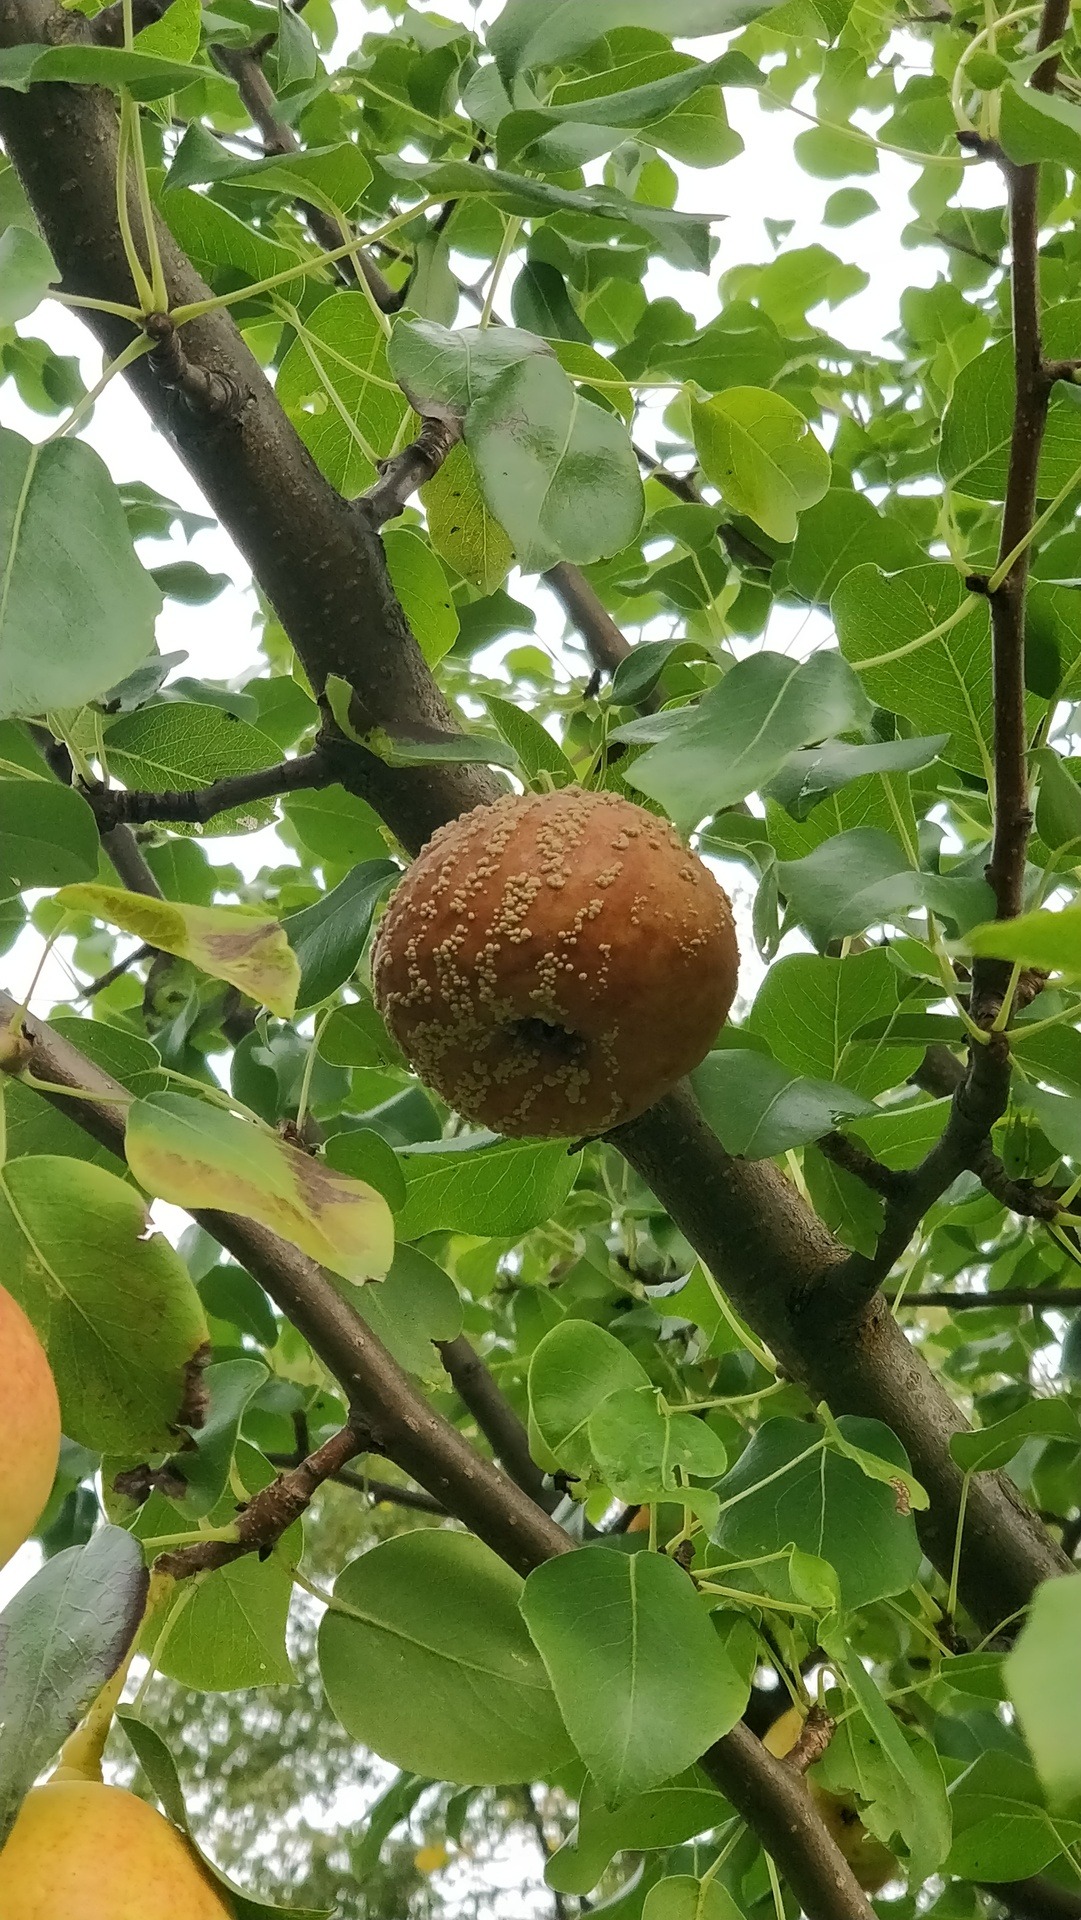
(0, 1779, 233, 1919)
(765, 1705, 897, 1893)
(0, 1284, 60, 1571)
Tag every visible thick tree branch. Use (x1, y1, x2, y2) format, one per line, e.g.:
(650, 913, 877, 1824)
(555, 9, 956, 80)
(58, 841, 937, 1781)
(87, 749, 332, 829)
(436, 1334, 559, 1514)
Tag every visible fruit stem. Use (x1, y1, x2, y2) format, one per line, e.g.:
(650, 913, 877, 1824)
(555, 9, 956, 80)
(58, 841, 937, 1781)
(51, 1568, 174, 1782)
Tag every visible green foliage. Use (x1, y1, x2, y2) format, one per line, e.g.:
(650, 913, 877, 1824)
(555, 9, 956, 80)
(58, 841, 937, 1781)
(6, 0, 1081, 1912)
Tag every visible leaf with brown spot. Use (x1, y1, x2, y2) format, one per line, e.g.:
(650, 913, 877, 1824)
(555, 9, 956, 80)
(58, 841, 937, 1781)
(55, 884, 300, 1017)
(125, 1092, 395, 1284)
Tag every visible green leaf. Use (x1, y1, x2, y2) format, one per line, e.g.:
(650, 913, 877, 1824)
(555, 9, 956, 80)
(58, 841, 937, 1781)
(715, 1416, 922, 1610)
(384, 527, 459, 667)
(170, 1359, 270, 1517)
(766, 733, 947, 821)
(283, 859, 398, 1011)
(318, 996, 403, 1071)
(484, 694, 577, 788)
(1033, 749, 1081, 858)
(0, 429, 160, 718)
(170, 126, 371, 215)
(946, 1751, 1077, 1880)
(620, 649, 869, 832)
(520, 1545, 747, 1804)
(277, 292, 409, 498)
(643, 1878, 745, 1920)
(324, 1127, 407, 1212)
(822, 1622, 952, 1882)
(999, 82, 1081, 170)
(0, 778, 98, 885)
(546, 1772, 729, 1896)
(389, 318, 553, 418)
(396, 1134, 578, 1239)
(776, 828, 994, 950)
(690, 388, 830, 541)
(384, 159, 717, 273)
(748, 949, 922, 1098)
(104, 702, 282, 836)
(966, 905, 1081, 977)
(510, 260, 591, 340)
(588, 1387, 728, 1500)
(282, 785, 387, 867)
(690, 1048, 877, 1157)
(157, 1551, 297, 1692)
(117, 1714, 331, 1918)
(0, 42, 220, 101)
(784, 487, 924, 605)
(466, 355, 644, 572)
(1007, 1576, 1081, 1812)
(950, 1401, 1081, 1475)
(319, 1531, 574, 1784)
(0, 224, 56, 324)
(126, 1091, 394, 1284)
(833, 563, 995, 779)
(0, 1528, 148, 1848)
(355, 1244, 463, 1383)
(528, 1319, 650, 1479)
(488, 1, 775, 82)
(941, 301, 1081, 501)
(0, 1156, 209, 1452)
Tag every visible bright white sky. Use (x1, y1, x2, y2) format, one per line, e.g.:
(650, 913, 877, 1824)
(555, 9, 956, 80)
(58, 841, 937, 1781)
(0, 11, 1006, 1901)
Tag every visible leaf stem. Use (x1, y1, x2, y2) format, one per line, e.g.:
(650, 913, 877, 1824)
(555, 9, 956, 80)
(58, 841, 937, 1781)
(169, 199, 442, 325)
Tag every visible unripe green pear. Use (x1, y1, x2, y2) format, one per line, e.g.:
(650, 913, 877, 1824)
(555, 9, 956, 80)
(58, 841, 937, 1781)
(0, 1780, 232, 1919)
(0, 1283, 60, 1570)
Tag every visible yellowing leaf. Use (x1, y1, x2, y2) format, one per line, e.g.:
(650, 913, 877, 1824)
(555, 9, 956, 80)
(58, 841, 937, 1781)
(421, 442, 512, 594)
(56, 884, 300, 1017)
(125, 1092, 394, 1283)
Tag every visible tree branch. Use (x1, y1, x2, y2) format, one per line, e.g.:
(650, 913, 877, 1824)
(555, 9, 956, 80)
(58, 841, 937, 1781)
(264, 1453, 449, 1513)
(436, 1333, 559, 1514)
(361, 416, 462, 529)
(157, 1421, 365, 1576)
(544, 562, 634, 675)
(894, 1288, 1081, 1310)
(980, 0, 1070, 964)
(701, 1726, 875, 1920)
(87, 749, 332, 829)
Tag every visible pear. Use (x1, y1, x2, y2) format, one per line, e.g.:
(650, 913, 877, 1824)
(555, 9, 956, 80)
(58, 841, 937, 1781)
(765, 1704, 897, 1893)
(0, 1779, 232, 1919)
(0, 1284, 60, 1570)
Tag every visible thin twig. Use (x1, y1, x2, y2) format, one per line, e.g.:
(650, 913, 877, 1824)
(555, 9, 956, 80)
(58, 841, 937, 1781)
(87, 749, 331, 829)
(361, 416, 463, 528)
(157, 1423, 366, 1576)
